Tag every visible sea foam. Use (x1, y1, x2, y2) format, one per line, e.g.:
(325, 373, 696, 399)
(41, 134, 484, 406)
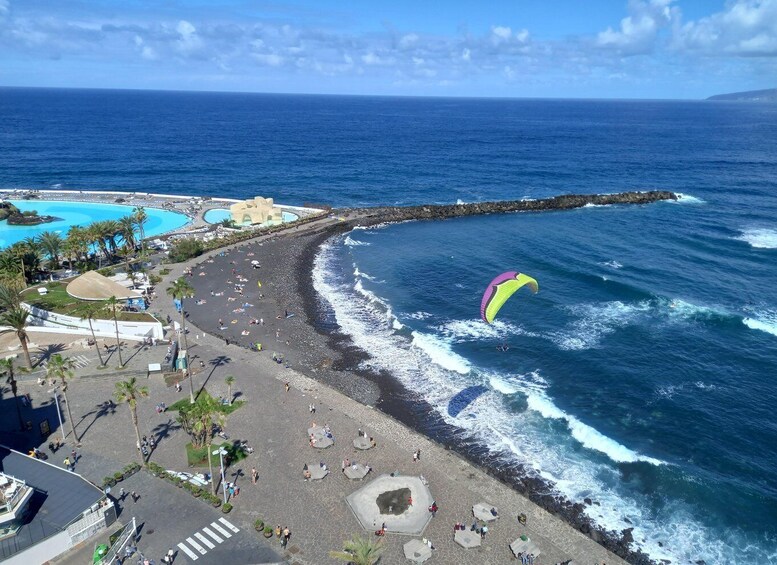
(736, 228, 777, 249)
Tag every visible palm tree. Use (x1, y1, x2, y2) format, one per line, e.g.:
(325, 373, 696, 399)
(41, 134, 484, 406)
(0, 281, 21, 310)
(134, 206, 147, 255)
(118, 216, 137, 251)
(203, 399, 226, 496)
(103, 220, 121, 256)
(166, 277, 195, 403)
(330, 534, 385, 565)
(0, 358, 25, 431)
(1, 307, 32, 369)
(225, 375, 235, 405)
(72, 300, 107, 367)
(114, 377, 149, 464)
(105, 296, 124, 367)
(38, 231, 63, 271)
(46, 354, 78, 443)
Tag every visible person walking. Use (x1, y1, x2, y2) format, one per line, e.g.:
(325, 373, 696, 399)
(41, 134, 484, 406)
(131, 491, 139, 504)
(166, 548, 175, 563)
(63, 456, 71, 471)
(282, 527, 290, 548)
(251, 467, 258, 484)
(119, 487, 126, 501)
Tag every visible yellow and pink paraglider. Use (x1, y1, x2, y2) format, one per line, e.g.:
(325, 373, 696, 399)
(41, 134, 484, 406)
(480, 271, 538, 324)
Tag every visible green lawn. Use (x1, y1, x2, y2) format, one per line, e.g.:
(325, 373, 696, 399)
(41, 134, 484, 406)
(186, 441, 248, 467)
(22, 282, 156, 323)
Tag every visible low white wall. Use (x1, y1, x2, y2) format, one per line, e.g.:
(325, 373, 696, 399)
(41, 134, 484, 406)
(22, 304, 163, 340)
(4, 530, 72, 565)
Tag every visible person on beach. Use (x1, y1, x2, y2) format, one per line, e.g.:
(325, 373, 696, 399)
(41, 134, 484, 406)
(251, 467, 258, 484)
(284, 382, 290, 392)
(412, 450, 418, 462)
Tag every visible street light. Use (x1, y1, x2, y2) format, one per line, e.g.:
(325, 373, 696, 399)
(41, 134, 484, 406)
(48, 386, 66, 444)
(212, 447, 228, 504)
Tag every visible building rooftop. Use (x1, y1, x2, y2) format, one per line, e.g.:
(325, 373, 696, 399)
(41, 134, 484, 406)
(0, 446, 105, 560)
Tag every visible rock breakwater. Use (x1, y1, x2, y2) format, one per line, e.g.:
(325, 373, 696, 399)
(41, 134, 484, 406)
(340, 190, 677, 225)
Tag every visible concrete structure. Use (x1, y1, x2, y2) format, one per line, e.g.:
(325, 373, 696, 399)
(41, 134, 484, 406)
(0, 446, 115, 564)
(229, 196, 283, 226)
(22, 303, 164, 341)
(345, 475, 434, 535)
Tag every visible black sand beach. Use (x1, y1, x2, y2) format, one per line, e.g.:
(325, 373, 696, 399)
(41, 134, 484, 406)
(184, 220, 654, 564)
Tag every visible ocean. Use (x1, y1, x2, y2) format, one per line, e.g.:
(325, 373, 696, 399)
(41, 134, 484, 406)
(2, 87, 776, 564)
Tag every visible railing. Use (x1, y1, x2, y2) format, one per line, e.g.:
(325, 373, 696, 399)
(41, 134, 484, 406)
(0, 480, 30, 517)
(95, 517, 137, 565)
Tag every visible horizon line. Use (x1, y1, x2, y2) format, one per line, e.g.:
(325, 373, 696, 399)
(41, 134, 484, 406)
(0, 83, 715, 102)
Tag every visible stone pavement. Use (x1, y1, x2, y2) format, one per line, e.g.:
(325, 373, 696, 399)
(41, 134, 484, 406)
(4, 219, 627, 565)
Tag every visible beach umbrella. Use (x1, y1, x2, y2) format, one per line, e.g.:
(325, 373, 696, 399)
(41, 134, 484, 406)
(454, 529, 481, 549)
(509, 537, 541, 558)
(472, 502, 499, 522)
(344, 463, 370, 480)
(403, 539, 432, 562)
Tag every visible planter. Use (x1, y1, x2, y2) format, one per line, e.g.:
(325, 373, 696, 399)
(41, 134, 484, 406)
(221, 503, 233, 514)
(263, 531, 273, 538)
(103, 478, 116, 488)
(212, 500, 221, 508)
(254, 521, 264, 532)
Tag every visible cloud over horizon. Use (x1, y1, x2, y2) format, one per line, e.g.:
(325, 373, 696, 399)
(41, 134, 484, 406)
(0, 0, 775, 98)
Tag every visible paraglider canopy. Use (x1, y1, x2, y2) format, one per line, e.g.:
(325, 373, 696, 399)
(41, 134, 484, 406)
(480, 271, 538, 324)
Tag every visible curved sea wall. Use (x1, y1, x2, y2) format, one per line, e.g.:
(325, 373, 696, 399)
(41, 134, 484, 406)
(342, 190, 677, 225)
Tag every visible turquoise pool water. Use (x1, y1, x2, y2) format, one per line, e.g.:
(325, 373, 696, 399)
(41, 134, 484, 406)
(0, 200, 190, 249)
(203, 208, 299, 225)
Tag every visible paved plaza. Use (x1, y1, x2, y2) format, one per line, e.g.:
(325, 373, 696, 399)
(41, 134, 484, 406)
(1, 231, 628, 565)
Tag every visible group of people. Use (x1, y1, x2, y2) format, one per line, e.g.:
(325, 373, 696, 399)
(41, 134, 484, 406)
(137, 435, 155, 457)
(453, 521, 489, 539)
(274, 525, 292, 548)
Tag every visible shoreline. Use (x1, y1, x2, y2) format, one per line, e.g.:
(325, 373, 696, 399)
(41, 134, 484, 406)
(183, 219, 654, 563)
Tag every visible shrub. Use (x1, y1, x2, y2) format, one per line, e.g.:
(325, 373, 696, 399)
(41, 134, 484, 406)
(149, 274, 162, 284)
(221, 502, 233, 513)
(103, 476, 116, 488)
(168, 238, 204, 263)
(113, 471, 124, 481)
(263, 526, 273, 535)
(98, 267, 116, 277)
(159, 268, 171, 275)
(254, 519, 264, 530)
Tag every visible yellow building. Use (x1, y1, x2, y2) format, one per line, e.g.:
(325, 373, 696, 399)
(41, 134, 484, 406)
(229, 196, 283, 226)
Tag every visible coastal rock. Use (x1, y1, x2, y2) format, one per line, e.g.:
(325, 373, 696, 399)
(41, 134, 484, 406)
(5, 213, 61, 225)
(344, 190, 677, 227)
(621, 527, 634, 544)
(584, 497, 592, 505)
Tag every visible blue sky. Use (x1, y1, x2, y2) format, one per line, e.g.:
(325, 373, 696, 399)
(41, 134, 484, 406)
(1, 0, 775, 98)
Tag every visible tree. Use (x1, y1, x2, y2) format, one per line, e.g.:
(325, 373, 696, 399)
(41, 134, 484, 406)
(329, 534, 385, 565)
(0, 358, 25, 431)
(133, 206, 147, 256)
(168, 238, 204, 263)
(38, 231, 63, 270)
(118, 215, 137, 251)
(166, 277, 195, 403)
(0, 281, 21, 310)
(225, 375, 235, 405)
(1, 307, 32, 369)
(114, 377, 149, 464)
(46, 354, 78, 444)
(176, 394, 225, 495)
(72, 300, 107, 367)
(105, 296, 124, 367)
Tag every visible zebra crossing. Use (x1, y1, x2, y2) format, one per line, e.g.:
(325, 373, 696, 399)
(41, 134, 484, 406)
(177, 517, 240, 561)
(38, 354, 91, 370)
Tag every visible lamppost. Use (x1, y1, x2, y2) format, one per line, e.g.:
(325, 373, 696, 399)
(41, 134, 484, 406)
(212, 447, 228, 504)
(49, 386, 66, 444)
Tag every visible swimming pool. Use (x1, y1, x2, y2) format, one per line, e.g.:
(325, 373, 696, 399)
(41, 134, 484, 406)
(0, 200, 190, 249)
(203, 208, 299, 225)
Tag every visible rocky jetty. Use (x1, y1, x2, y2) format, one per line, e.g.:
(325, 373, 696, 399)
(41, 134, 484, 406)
(340, 190, 677, 225)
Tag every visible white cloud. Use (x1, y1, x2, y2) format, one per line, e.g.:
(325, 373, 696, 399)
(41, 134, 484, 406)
(492, 26, 512, 40)
(461, 47, 471, 61)
(597, 0, 677, 55)
(175, 20, 202, 54)
(677, 0, 777, 56)
(399, 33, 418, 49)
(0, 0, 9, 18)
(252, 53, 283, 66)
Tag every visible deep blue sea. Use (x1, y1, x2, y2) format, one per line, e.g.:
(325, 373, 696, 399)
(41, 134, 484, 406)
(2, 88, 777, 564)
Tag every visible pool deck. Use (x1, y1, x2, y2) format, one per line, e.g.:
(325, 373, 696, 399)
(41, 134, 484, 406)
(0, 188, 322, 242)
